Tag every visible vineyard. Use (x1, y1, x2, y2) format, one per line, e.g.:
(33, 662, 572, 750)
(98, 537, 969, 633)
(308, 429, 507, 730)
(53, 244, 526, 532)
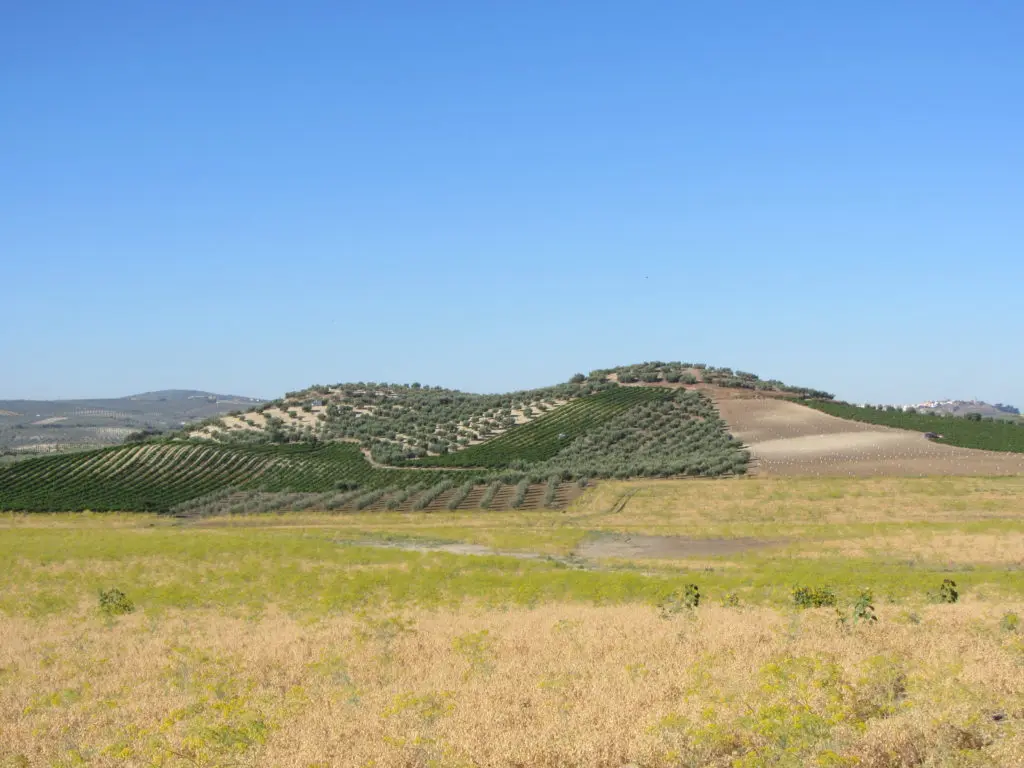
(803, 400, 1024, 453)
(406, 387, 670, 467)
(0, 442, 435, 513)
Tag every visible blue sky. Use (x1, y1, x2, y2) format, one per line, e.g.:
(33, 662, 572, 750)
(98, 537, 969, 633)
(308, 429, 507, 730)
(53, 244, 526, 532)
(3, 2, 1022, 405)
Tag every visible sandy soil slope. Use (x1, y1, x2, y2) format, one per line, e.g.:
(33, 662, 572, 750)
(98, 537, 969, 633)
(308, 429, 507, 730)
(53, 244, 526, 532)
(714, 396, 1024, 476)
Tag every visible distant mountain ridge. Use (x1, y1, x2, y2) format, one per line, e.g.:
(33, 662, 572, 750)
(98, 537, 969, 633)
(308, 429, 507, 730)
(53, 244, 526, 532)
(860, 399, 1021, 420)
(125, 389, 264, 403)
(0, 390, 264, 454)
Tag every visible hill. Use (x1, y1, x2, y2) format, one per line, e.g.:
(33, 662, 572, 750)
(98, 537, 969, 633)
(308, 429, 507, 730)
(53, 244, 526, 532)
(4, 361, 1023, 514)
(0, 391, 265, 455)
(1, 361, 796, 512)
(186, 360, 828, 453)
(125, 389, 262, 403)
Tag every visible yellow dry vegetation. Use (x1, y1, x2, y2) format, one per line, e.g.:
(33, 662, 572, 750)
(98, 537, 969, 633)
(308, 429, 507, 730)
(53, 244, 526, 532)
(1, 475, 1023, 766)
(2, 605, 1023, 767)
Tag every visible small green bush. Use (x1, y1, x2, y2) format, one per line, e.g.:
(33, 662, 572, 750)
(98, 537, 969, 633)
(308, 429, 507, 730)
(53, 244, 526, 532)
(659, 584, 700, 618)
(852, 589, 877, 624)
(1000, 612, 1020, 633)
(933, 578, 959, 604)
(98, 588, 134, 616)
(792, 586, 837, 609)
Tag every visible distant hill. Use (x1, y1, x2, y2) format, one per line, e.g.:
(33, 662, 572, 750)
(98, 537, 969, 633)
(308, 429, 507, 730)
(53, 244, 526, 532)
(125, 389, 263, 403)
(914, 400, 1020, 419)
(0, 390, 264, 454)
(866, 399, 1022, 421)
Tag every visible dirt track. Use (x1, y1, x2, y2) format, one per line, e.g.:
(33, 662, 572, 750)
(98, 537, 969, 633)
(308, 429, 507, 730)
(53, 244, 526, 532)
(715, 396, 1024, 476)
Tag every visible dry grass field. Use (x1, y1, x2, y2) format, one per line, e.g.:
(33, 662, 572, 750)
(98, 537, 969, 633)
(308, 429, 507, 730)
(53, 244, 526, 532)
(2, 476, 1023, 767)
(714, 396, 1024, 477)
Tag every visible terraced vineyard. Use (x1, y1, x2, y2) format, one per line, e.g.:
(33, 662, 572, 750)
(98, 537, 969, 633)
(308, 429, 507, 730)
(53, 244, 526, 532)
(0, 442, 433, 512)
(407, 387, 671, 468)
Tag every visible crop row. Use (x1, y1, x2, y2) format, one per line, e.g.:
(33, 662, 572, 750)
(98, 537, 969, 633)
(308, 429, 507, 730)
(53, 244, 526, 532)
(406, 387, 670, 468)
(0, 441, 439, 512)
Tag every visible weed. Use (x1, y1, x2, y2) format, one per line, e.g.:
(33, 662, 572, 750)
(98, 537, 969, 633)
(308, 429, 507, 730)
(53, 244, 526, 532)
(658, 584, 700, 618)
(932, 578, 959, 604)
(852, 589, 877, 624)
(1000, 611, 1020, 633)
(98, 588, 134, 616)
(451, 630, 494, 677)
(792, 586, 837, 609)
(381, 691, 455, 724)
(847, 655, 908, 721)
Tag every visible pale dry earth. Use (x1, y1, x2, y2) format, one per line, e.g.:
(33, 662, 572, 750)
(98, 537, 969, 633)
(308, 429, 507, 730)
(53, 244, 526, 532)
(715, 396, 1024, 477)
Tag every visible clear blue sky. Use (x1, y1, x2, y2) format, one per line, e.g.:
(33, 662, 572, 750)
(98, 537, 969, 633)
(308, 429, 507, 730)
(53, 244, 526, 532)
(3, 2, 1022, 405)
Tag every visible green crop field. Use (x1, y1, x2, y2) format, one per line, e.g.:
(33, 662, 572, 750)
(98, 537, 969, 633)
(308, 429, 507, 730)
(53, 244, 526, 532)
(0, 442, 433, 513)
(804, 399, 1024, 453)
(406, 386, 670, 467)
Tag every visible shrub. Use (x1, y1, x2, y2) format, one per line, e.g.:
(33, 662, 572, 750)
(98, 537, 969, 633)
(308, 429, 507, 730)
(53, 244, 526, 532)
(355, 489, 387, 510)
(412, 480, 454, 511)
(658, 584, 700, 618)
(542, 476, 559, 507)
(1000, 612, 1020, 633)
(98, 588, 134, 616)
(934, 579, 959, 604)
(792, 586, 837, 609)
(852, 589, 877, 624)
(446, 481, 474, 510)
(510, 479, 529, 509)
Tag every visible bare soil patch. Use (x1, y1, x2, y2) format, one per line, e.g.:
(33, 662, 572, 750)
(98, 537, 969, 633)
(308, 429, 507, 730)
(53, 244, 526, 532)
(577, 532, 771, 559)
(344, 531, 770, 563)
(346, 539, 546, 560)
(715, 396, 1024, 476)
(30, 416, 67, 425)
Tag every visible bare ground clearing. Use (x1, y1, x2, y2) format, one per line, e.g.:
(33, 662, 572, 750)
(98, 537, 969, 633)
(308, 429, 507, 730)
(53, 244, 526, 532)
(715, 396, 1024, 476)
(576, 532, 770, 559)
(341, 531, 771, 563)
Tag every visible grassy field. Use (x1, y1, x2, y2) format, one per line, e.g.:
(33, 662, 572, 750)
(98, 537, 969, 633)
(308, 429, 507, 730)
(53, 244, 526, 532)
(2, 477, 1023, 766)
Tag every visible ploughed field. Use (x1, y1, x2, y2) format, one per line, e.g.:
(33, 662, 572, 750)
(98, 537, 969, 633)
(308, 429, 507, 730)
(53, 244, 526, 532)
(2, 476, 1023, 767)
(715, 394, 1024, 477)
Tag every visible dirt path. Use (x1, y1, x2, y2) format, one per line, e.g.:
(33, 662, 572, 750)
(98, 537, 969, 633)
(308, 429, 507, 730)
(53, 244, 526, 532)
(714, 396, 1024, 477)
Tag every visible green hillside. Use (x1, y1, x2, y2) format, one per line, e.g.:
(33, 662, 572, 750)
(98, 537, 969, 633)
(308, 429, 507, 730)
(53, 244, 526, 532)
(408, 387, 667, 467)
(0, 365, 763, 511)
(0, 442, 431, 513)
